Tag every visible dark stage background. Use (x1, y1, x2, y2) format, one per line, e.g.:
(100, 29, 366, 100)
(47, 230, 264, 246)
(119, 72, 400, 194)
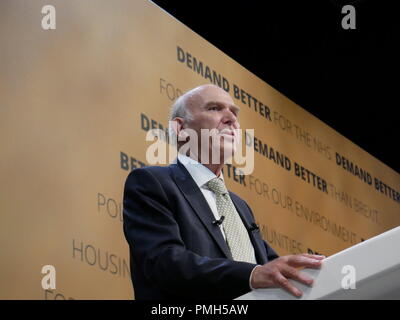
(153, 0, 399, 173)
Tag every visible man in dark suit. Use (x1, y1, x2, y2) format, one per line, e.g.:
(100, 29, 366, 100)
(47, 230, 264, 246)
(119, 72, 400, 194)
(123, 84, 324, 300)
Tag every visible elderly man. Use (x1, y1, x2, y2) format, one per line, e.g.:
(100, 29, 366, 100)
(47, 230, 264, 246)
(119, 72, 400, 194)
(123, 84, 323, 300)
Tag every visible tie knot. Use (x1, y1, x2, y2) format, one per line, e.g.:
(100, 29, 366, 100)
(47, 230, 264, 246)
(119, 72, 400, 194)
(207, 177, 228, 195)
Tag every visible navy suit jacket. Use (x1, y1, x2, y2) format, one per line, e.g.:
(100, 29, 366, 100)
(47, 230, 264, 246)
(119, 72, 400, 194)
(123, 160, 278, 300)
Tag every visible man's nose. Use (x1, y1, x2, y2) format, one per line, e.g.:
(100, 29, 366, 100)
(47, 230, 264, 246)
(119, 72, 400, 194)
(222, 109, 238, 125)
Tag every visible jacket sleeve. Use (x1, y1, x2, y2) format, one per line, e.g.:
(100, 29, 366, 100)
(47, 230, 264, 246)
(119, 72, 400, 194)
(123, 167, 256, 299)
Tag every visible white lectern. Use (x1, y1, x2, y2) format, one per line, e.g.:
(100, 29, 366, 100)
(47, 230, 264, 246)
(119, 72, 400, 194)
(237, 226, 400, 300)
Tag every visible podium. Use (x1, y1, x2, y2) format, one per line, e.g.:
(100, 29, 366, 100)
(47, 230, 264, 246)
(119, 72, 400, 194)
(237, 226, 400, 300)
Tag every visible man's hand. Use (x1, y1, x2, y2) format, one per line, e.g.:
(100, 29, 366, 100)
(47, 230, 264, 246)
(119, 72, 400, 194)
(250, 254, 325, 298)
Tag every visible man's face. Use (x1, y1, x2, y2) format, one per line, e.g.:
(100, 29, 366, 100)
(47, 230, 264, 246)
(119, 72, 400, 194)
(182, 85, 240, 163)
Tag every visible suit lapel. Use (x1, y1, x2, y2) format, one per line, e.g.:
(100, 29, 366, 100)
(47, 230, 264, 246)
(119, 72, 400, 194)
(170, 161, 232, 259)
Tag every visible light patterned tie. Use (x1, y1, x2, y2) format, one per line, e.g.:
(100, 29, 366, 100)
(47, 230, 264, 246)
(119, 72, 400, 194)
(207, 177, 257, 264)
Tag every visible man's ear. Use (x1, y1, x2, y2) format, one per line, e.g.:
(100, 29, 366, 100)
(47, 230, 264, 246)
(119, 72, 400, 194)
(172, 117, 185, 136)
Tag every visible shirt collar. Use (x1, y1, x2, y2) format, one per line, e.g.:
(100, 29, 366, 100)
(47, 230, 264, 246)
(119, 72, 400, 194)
(177, 154, 224, 189)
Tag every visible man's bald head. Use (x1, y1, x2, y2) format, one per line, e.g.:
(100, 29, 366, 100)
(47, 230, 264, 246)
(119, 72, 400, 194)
(169, 84, 232, 122)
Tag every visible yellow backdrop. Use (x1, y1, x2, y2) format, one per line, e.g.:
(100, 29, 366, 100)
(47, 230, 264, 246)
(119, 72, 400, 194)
(0, 0, 399, 299)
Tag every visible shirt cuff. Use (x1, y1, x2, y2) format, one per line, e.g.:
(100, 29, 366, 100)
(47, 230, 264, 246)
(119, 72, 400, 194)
(249, 265, 261, 290)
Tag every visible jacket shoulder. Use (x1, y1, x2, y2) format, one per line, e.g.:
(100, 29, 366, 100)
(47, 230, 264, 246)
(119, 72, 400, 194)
(123, 165, 177, 188)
